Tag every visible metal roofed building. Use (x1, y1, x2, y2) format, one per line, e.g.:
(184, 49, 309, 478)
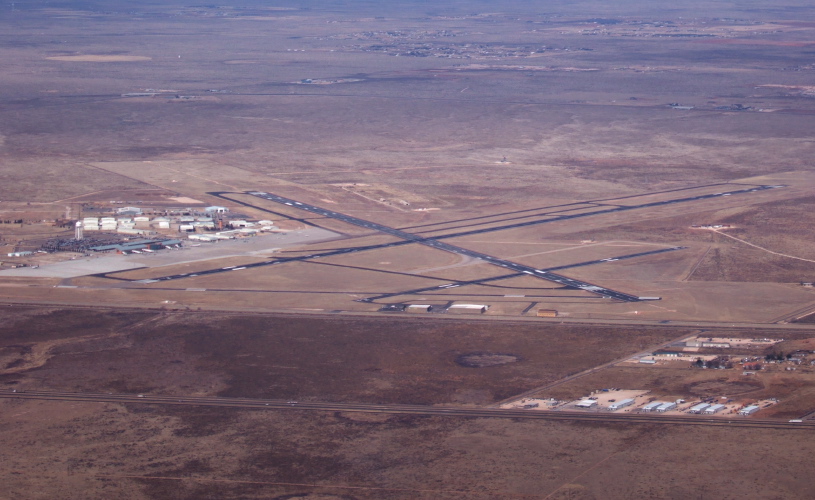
(116, 207, 142, 215)
(656, 402, 677, 412)
(703, 404, 726, 415)
(447, 304, 489, 314)
(608, 398, 635, 410)
(205, 206, 229, 213)
(575, 399, 598, 408)
(7, 251, 33, 257)
(739, 405, 761, 416)
(406, 304, 432, 313)
(688, 403, 710, 414)
(641, 402, 662, 412)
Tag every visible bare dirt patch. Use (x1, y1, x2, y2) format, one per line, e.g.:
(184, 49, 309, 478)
(455, 352, 520, 368)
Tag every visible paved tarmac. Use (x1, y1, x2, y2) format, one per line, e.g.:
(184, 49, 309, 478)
(246, 192, 652, 302)
(0, 228, 339, 279)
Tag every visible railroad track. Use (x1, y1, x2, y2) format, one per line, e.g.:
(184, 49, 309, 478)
(2, 390, 811, 431)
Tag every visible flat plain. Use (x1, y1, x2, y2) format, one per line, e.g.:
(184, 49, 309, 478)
(3, 0, 815, 498)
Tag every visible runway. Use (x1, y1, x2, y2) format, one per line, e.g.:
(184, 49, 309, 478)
(106, 183, 781, 304)
(246, 191, 649, 302)
(361, 246, 684, 302)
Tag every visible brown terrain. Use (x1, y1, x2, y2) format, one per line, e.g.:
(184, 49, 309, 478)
(2, 307, 815, 499)
(2, 0, 815, 498)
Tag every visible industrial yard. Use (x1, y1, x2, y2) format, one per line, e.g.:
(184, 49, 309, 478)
(503, 389, 780, 418)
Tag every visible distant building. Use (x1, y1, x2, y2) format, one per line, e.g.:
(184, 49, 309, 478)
(608, 398, 635, 410)
(702, 342, 731, 348)
(447, 304, 488, 314)
(116, 206, 142, 216)
(688, 403, 710, 414)
(406, 304, 432, 313)
(188, 234, 219, 242)
(641, 402, 662, 412)
(378, 304, 407, 312)
(739, 405, 761, 416)
(704, 404, 726, 415)
(7, 251, 33, 257)
(656, 351, 682, 357)
(575, 400, 597, 409)
(537, 309, 558, 317)
(656, 402, 677, 412)
(205, 206, 229, 214)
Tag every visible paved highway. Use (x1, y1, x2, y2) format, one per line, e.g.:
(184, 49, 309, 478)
(1, 390, 810, 430)
(247, 192, 648, 302)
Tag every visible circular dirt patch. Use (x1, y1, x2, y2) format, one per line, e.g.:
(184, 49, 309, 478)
(455, 352, 520, 368)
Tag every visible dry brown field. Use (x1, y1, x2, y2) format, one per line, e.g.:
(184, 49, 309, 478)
(0, 308, 684, 404)
(3, 307, 815, 499)
(4, 1, 815, 497)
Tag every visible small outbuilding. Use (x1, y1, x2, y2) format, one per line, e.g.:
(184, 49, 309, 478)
(688, 403, 710, 414)
(406, 304, 432, 313)
(739, 405, 760, 416)
(656, 402, 677, 412)
(447, 304, 489, 314)
(703, 404, 726, 415)
(608, 398, 635, 410)
(7, 251, 33, 257)
(641, 402, 662, 412)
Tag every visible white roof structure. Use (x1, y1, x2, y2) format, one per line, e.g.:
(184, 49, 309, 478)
(739, 405, 760, 415)
(704, 404, 726, 414)
(188, 234, 218, 242)
(608, 398, 634, 410)
(688, 403, 710, 414)
(656, 402, 677, 412)
(117, 206, 142, 214)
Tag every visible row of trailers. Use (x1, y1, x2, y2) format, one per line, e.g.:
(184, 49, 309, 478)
(641, 401, 716, 414)
(574, 398, 762, 416)
(641, 401, 761, 416)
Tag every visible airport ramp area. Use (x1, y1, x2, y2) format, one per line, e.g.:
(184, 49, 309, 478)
(0, 228, 339, 279)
